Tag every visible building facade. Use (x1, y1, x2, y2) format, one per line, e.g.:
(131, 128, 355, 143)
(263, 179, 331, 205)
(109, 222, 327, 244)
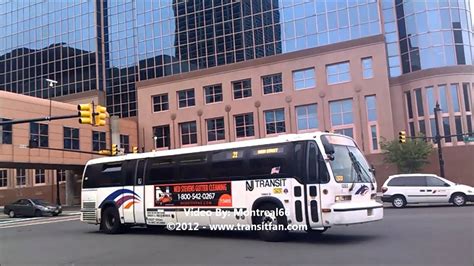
(1, 0, 474, 197)
(0, 91, 138, 205)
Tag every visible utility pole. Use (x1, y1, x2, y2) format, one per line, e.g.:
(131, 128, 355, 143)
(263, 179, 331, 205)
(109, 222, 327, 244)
(46, 79, 61, 206)
(433, 102, 445, 177)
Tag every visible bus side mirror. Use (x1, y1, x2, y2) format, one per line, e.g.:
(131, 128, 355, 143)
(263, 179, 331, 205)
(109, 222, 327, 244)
(321, 136, 335, 160)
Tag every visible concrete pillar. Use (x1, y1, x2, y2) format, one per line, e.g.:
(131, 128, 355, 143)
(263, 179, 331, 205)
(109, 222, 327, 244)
(65, 170, 75, 206)
(110, 115, 121, 152)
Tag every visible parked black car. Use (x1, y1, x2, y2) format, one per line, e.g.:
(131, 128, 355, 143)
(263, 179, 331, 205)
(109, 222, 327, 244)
(3, 199, 62, 218)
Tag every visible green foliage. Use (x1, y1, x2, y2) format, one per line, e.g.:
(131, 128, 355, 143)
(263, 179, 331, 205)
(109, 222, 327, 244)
(380, 136, 433, 173)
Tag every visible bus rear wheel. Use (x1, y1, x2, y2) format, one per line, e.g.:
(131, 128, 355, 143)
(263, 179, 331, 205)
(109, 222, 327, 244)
(101, 207, 124, 234)
(254, 203, 288, 242)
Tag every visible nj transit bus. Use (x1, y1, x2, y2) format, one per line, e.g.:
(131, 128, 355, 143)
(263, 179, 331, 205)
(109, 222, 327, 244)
(81, 132, 383, 241)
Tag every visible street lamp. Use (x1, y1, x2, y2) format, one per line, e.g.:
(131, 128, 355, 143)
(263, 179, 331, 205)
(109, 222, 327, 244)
(46, 78, 61, 206)
(433, 102, 445, 177)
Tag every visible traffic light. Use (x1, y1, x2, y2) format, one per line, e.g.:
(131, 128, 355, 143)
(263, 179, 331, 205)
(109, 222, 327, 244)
(399, 130, 407, 143)
(111, 144, 118, 156)
(94, 105, 107, 126)
(78, 104, 93, 125)
(98, 150, 111, 155)
(132, 146, 138, 153)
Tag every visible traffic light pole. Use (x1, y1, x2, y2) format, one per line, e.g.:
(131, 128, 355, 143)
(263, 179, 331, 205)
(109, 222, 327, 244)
(0, 114, 79, 126)
(434, 102, 445, 177)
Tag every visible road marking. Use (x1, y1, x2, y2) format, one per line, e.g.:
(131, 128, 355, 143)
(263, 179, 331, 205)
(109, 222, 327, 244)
(0, 216, 79, 229)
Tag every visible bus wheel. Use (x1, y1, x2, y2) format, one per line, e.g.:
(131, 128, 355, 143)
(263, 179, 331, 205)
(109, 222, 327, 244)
(101, 207, 124, 234)
(255, 203, 288, 242)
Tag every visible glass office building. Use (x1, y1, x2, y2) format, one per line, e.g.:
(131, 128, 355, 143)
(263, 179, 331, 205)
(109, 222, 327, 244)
(0, 1, 102, 98)
(1, 0, 472, 118)
(382, 0, 473, 76)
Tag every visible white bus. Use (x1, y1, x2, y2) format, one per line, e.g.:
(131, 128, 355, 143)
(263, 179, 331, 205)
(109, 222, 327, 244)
(81, 132, 383, 241)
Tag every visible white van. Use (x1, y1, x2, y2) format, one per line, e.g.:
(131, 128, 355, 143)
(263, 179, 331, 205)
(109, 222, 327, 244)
(381, 174, 474, 208)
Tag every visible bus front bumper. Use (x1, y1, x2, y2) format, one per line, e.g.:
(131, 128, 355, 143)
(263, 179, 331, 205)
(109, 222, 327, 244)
(327, 202, 383, 225)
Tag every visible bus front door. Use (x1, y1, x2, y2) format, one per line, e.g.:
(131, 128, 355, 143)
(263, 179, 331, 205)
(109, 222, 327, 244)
(305, 141, 323, 229)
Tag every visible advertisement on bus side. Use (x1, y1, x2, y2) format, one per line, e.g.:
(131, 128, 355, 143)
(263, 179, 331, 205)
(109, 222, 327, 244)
(154, 181, 232, 207)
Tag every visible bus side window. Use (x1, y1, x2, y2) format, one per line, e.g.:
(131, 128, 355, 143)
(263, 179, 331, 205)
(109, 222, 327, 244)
(307, 142, 318, 183)
(136, 160, 145, 185)
(210, 149, 246, 179)
(147, 158, 177, 184)
(100, 163, 124, 187)
(248, 144, 289, 178)
(177, 153, 208, 181)
(123, 161, 136, 186)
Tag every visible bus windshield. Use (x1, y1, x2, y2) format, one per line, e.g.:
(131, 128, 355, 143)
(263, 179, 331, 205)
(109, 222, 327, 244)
(329, 144, 374, 183)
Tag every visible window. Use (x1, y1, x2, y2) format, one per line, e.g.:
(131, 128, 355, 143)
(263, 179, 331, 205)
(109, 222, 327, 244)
(120, 135, 130, 153)
(177, 89, 195, 108)
(415, 88, 424, 117)
(430, 118, 437, 141)
(326, 61, 350, 85)
(426, 87, 435, 115)
(204, 84, 223, 104)
(330, 99, 354, 138)
(232, 79, 252, 99)
(92, 131, 106, 151)
(466, 115, 473, 137)
(180, 121, 197, 145)
(152, 94, 169, 112)
(264, 109, 286, 134)
(443, 117, 451, 143)
(388, 176, 426, 186)
(362, 57, 373, 79)
(462, 83, 471, 112)
(30, 122, 49, 148)
(64, 127, 80, 150)
(177, 154, 208, 180)
(247, 144, 296, 178)
(83, 163, 124, 188)
(235, 113, 255, 138)
(439, 85, 448, 114)
(207, 117, 225, 142)
(426, 176, 448, 187)
(35, 169, 45, 184)
(293, 68, 315, 90)
(153, 125, 171, 148)
(366, 95, 378, 150)
(370, 125, 378, 150)
(296, 104, 318, 131)
(146, 158, 177, 184)
(454, 116, 463, 141)
(330, 99, 353, 126)
(209, 149, 246, 179)
(450, 84, 460, 113)
(16, 169, 26, 186)
(0, 118, 12, 144)
(365, 95, 377, 122)
(0, 169, 7, 187)
(262, 73, 283, 94)
(405, 92, 414, 119)
(57, 169, 66, 183)
(419, 120, 427, 137)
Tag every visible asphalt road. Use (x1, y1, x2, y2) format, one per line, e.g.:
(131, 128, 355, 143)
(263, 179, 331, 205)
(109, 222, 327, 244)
(0, 205, 473, 265)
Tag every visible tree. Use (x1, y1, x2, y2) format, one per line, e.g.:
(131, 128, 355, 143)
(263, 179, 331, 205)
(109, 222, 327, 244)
(380, 137, 433, 173)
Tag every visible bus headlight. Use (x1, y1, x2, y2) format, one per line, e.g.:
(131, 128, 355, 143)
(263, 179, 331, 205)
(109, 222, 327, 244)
(335, 195, 351, 202)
